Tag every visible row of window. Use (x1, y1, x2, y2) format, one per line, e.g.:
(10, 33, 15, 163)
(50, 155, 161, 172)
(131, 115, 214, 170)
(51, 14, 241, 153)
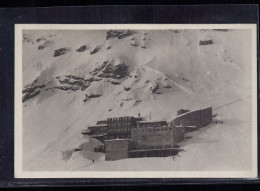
(107, 135, 130, 139)
(133, 128, 173, 133)
(89, 127, 107, 131)
(108, 128, 130, 132)
(108, 122, 131, 126)
(108, 117, 131, 122)
(139, 138, 172, 143)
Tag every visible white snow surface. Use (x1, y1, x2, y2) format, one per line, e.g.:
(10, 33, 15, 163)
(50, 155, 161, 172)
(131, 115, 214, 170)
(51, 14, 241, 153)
(22, 29, 253, 171)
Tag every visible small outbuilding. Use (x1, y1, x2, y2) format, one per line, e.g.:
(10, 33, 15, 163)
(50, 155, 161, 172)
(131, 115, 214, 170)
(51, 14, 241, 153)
(105, 139, 134, 161)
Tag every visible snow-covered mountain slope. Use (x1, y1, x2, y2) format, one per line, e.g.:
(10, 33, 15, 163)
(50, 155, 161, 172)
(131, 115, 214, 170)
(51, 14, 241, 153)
(22, 29, 253, 171)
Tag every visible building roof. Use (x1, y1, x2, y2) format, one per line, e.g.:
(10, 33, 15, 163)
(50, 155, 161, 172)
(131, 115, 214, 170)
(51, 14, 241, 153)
(88, 124, 107, 127)
(90, 133, 107, 137)
(134, 125, 172, 130)
(138, 120, 167, 124)
(105, 138, 133, 142)
(174, 106, 212, 119)
(175, 125, 196, 128)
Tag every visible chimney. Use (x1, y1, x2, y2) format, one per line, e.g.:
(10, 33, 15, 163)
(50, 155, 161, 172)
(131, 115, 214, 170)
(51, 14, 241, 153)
(138, 113, 140, 117)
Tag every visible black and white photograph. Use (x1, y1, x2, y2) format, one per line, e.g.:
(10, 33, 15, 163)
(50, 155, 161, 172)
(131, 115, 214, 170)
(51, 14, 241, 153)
(15, 24, 257, 178)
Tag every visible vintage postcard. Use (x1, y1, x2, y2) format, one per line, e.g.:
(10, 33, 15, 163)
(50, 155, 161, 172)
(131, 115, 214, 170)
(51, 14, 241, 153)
(15, 24, 257, 178)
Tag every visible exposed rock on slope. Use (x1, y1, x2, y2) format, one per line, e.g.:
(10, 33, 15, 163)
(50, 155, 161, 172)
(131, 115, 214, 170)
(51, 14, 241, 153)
(53, 48, 71, 57)
(22, 80, 46, 102)
(106, 30, 134, 40)
(76, 45, 87, 52)
(97, 60, 128, 79)
(90, 47, 100, 55)
(90, 59, 128, 79)
(199, 40, 213, 45)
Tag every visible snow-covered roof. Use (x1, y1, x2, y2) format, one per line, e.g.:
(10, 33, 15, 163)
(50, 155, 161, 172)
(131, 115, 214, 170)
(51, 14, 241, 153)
(90, 133, 107, 137)
(88, 124, 107, 127)
(174, 107, 212, 119)
(138, 121, 166, 124)
(105, 138, 133, 142)
(175, 125, 196, 128)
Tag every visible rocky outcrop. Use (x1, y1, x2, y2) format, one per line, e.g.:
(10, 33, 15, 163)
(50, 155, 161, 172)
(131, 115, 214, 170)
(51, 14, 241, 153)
(163, 85, 171, 88)
(53, 48, 70, 57)
(130, 38, 138, 47)
(106, 30, 134, 40)
(55, 86, 80, 91)
(90, 60, 109, 75)
(199, 40, 213, 45)
(56, 75, 91, 91)
(83, 94, 101, 102)
(90, 59, 128, 80)
(87, 94, 101, 98)
(140, 44, 146, 49)
(76, 45, 87, 52)
(97, 61, 128, 79)
(111, 81, 120, 85)
(22, 80, 46, 102)
(22, 90, 41, 102)
(37, 40, 52, 50)
(124, 87, 131, 91)
(150, 83, 159, 94)
(90, 47, 100, 55)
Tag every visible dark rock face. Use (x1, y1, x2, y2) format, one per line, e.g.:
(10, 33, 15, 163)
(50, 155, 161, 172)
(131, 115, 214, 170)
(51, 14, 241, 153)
(36, 38, 44, 42)
(150, 83, 159, 94)
(91, 59, 128, 80)
(56, 75, 91, 91)
(87, 94, 101, 98)
(37, 39, 51, 50)
(111, 81, 120, 85)
(97, 61, 128, 79)
(84, 94, 102, 102)
(38, 45, 45, 50)
(23, 35, 30, 42)
(163, 85, 171, 88)
(106, 30, 134, 40)
(199, 40, 213, 45)
(55, 86, 80, 91)
(22, 80, 46, 102)
(23, 90, 41, 102)
(54, 48, 70, 57)
(76, 45, 87, 52)
(124, 87, 131, 91)
(90, 47, 99, 55)
(90, 60, 109, 75)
